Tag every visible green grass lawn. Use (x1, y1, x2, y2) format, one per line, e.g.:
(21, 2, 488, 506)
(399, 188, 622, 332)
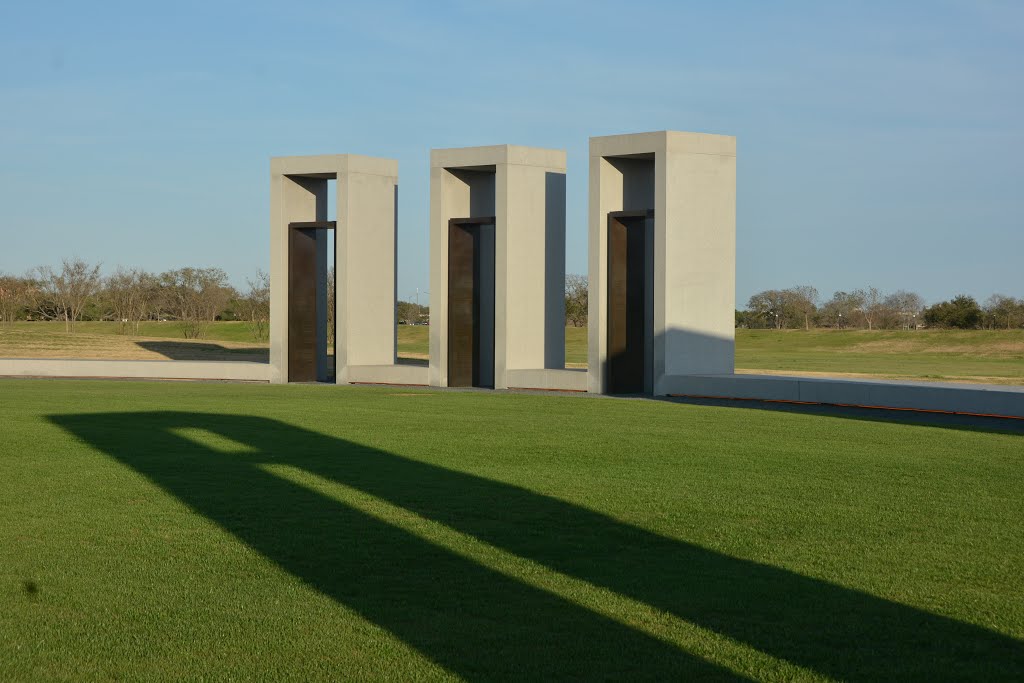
(47, 320, 260, 343)
(735, 329, 1024, 384)
(0, 321, 266, 362)
(2, 379, 1022, 680)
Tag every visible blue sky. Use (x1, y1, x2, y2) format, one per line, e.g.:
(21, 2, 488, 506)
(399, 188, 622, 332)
(1, 1, 1021, 308)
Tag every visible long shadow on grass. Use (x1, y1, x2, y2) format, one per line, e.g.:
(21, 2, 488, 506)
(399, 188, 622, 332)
(136, 340, 269, 362)
(51, 412, 1024, 681)
(50, 411, 737, 681)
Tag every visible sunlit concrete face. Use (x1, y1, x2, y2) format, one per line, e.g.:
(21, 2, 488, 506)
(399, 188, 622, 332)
(429, 145, 567, 389)
(269, 154, 408, 385)
(588, 131, 737, 395)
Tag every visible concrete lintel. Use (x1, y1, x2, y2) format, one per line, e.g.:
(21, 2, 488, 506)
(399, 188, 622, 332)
(431, 145, 566, 171)
(271, 154, 398, 179)
(590, 130, 735, 159)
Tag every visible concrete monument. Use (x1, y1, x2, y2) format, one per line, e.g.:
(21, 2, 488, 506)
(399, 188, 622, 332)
(587, 131, 737, 394)
(428, 145, 573, 390)
(270, 154, 424, 385)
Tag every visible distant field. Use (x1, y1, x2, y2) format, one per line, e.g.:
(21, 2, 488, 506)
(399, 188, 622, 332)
(736, 329, 1024, 385)
(395, 325, 1024, 385)
(1, 322, 1022, 385)
(0, 321, 266, 362)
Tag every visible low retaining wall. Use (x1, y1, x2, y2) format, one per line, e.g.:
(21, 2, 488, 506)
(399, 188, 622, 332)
(505, 368, 589, 392)
(661, 373, 1024, 419)
(0, 358, 271, 382)
(345, 364, 429, 386)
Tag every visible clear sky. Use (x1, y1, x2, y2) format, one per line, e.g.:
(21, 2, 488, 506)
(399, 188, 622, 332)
(1, 1, 1021, 308)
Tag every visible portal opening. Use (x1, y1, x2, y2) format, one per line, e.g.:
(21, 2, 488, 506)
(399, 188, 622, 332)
(606, 210, 653, 394)
(447, 217, 495, 388)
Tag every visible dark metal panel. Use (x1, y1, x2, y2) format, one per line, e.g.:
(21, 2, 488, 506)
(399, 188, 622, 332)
(288, 227, 318, 382)
(288, 221, 337, 229)
(608, 210, 655, 220)
(448, 217, 496, 388)
(448, 222, 475, 388)
(607, 213, 652, 394)
(449, 216, 497, 226)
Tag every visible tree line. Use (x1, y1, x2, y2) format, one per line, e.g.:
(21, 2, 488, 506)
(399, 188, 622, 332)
(561, 276, 1023, 331)
(738, 286, 1024, 330)
(3, 264, 1020, 337)
(0, 259, 434, 343)
(0, 258, 271, 341)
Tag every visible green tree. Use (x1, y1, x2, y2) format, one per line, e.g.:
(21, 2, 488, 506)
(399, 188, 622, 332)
(565, 274, 588, 327)
(983, 294, 1023, 330)
(159, 267, 235, 339)
(923, 295, 982, 329)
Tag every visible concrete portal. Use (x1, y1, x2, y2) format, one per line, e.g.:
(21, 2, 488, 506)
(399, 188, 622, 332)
(588, 131, 737, 395)
(270, 155, 418, 385)
(429, 145, 566, 389)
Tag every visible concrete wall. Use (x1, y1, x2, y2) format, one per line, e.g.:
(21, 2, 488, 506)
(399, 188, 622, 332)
(662, 373, 1024, 419)
(588, 131, 736, 394)
(270, 154, 399, 384)
(429, 145, 566, 388)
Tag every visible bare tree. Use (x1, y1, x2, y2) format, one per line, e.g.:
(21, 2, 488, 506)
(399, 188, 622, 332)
(883, 290, 925, 330)
(32, 258, 103, 332)
(787, 285, 819, 330)
(327, 266, 335, 347)
(983, 294, 1023, 330)
(565, 274, 588, 327)
(820, 290, 864, 329)
(237, 269, 271, 343)
(105, 267, 158, 335)
(854, 287, 884, 331)
(159, 267, 234, 339)
(747, 289, 789, 328)
(0, 274, 32, 324)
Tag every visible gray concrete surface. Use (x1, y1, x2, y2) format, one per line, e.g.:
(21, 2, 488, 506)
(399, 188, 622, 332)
(504, 368, 588, 392)
(661, 373, 1024, 419)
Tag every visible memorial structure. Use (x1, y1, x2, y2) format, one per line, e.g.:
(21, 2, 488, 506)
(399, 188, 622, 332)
(428, 145, 581, 391)
(1, 133, 1020, 420)
(587, 131, 737, 394)
(269, 154, 425, 386)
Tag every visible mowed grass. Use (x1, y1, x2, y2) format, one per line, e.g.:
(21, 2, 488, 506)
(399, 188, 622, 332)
(2, 322, 1023, 385)
(736, 328, 1024, 385)
(407, 325, 1024, 385)
(0, 321, 266, 362)
(1, 379, 1022, 680)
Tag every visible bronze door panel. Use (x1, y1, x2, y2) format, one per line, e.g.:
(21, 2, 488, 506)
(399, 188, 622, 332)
(448, 217, 495, 388)
(607, 212, 650, 394)
(448, 223, 476, 388)
(288, 227, 318, 382)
